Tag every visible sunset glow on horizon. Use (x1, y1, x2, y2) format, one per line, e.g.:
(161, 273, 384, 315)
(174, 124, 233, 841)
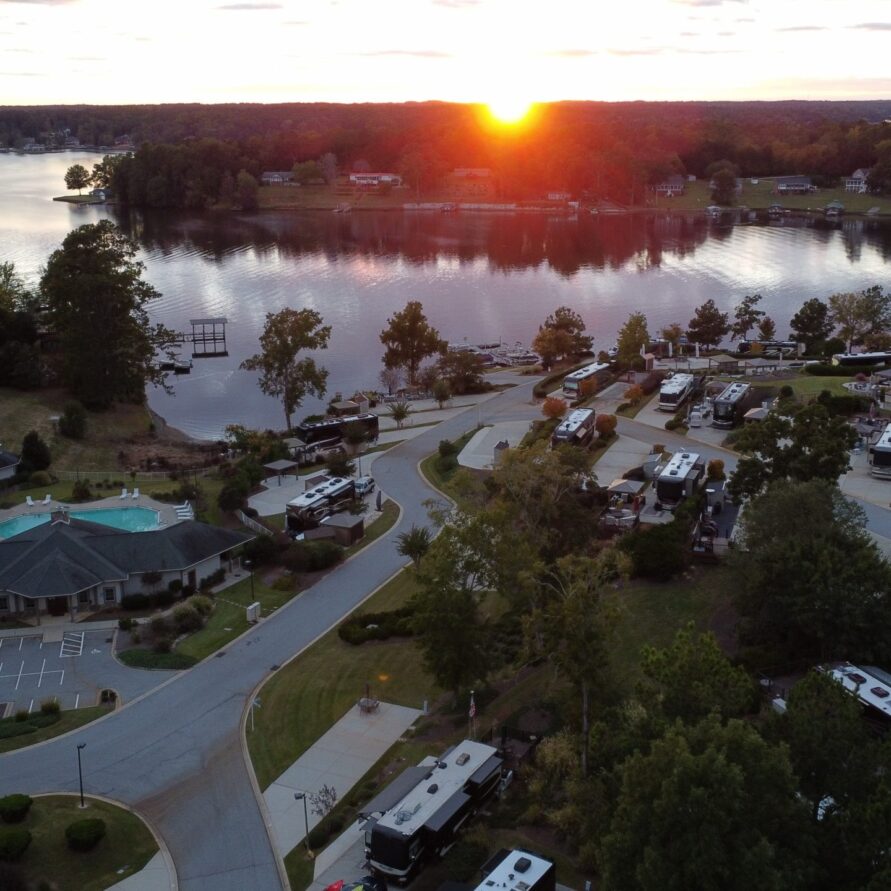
(0, 0, 890, 106)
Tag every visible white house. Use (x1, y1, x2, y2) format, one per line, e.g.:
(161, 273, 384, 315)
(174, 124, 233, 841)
(651, 175, 686, 196)
(844, 169, 871, 193)
(349, 172, 402, 187)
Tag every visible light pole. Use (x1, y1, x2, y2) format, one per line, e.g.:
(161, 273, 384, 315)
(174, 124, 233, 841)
(76, 743, 86, 808)
(244, 559, 254, 601)
(294, 791, 311, 856)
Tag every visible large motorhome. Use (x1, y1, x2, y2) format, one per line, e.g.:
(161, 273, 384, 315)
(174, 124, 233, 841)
(711, 381, 756, 429)
(832, 351, 891, 367)
(869, 423, 891, 479)
(551, 408, 596, 447)
(294, 413, 379, 446)
(285, 476, 355, 531)
(821, 662, 891, 731)
(475, 850, 556, 891)
(362, 739, 503, 883)
(561, 362, 611, 400)
(657, 373, 696, 412)
(655, 451, 703, 507)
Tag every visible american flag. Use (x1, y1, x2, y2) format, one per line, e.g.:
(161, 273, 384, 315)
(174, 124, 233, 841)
(469, 692, 476, 719)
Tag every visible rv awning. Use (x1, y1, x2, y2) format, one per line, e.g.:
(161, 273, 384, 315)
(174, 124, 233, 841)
(608, 479, 644, 496)
(358, 765, 432, 819)
(468, 754, 502, 789)
(423, 791, 471, 834)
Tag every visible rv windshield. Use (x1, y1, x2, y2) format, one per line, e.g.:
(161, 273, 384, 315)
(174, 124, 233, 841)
(713, 401, 734, 421)
(872, 449, 891, 467)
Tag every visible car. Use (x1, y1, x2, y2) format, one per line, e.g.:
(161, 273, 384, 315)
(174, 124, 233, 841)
(355, 475, 375, 496)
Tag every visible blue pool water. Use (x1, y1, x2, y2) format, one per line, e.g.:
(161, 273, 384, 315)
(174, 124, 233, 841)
(0, 506, 161, 539)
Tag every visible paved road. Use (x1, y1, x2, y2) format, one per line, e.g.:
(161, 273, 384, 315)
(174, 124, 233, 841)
(0, 374, 540, 891)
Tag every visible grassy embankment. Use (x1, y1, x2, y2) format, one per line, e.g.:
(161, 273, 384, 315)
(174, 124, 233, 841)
(10, 795, 158, 891)
(0, 706, 114, 755)
(647, 178, 891, 215)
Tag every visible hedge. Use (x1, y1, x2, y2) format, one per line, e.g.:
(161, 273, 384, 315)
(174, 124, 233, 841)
(814, 391, 872, 416)
(0, 828, 31, 861)
(804, 362, 883, 377)
(0, 796, 32, 824)
(282, 540, 343, 574)
(338, 606, 416, 645)
(65, 818, 106, 852)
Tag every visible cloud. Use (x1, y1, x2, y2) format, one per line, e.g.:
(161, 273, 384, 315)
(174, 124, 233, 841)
(673, 0, 746, 6)
(0, 70, 43, 75)
(0, 0, 77, 4)
(433, 0, 480, 7)
(282, 19, 308, 24)
(68, 55, 103, 61)
(677, 47, 742, 54)
(849, 22, 891, 31)
(216, 2, 282, 8)
(777, 25, 827, 31)
(716, 30, 734, 35)
(356, 49, 451, 58)
(607, 47, 665, 56)
(545, 48, 597, 57)
(679, 31, 699, 36)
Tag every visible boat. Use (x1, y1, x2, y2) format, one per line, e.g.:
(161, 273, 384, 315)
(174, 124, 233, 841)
(173, 359, 193, 374)
(767, 204, 784, 218)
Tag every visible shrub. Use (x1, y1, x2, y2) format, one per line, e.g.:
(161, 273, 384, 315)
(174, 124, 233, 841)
(437, 454, 458, 474)
(70, 479, 92, 502)
(0, 796, 32, 824)
(0, 863, 27, 891)
(664, 417, 686, 431)
(307, 825, 330, 849)
(619, 517, 691, 580)
(706, 459, 725, 481)
(28, 470, 51, 488)
(338, 606, 417, 645)
(624, 384, 644, 405)
(282, 540, 344, 573)
(438, 438, 458, 459)
(445, 839, 489, 883)
(153, 636, 172, 654)
(13, 711, 28, 724)
(272, 575, 295, 592)
(640, 371, 666, 395)
(243, 535, 280, 566)
(65, 818, 106, 852)
(595, 413, 617, 437)
(805, 362, 880, 377)
(542, 396, 568, 420)
(20, 430, 50, 473)
(149, 615, 172, 637)
(168, 578, 183, 594)
(172, 603, 203, 633)
(39, 699, 60, 716)
(189, 595, 213, 617)
(218, 478, 249, 512)
(118, 617, 135, 631)
(779, 385, 794, 399)
(815, 390, 872, 417)
(58, 400, 87, 439)
(122, 593, 150, 611)
(154, 590, 175, 608)
(0, 828, 31, 861)
(242, 506, 259, 519)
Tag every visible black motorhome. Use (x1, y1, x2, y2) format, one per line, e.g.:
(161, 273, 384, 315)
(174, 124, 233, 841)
(362, 740, 503, 883)
(294, 413, 379, 445)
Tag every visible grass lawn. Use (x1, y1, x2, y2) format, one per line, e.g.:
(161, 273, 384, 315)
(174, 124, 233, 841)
(248, 568, 434, 791)
(616, 390, 656, 419)
(609, 564, 735, 692)
(0, 706, 113, 755)
(419, 429, 478, 495)
(13, 795, 158, 891)
(117, 649, 197, 670)
(749, 373, 850, 400)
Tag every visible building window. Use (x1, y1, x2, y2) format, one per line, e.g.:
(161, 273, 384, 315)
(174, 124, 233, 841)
(0, 596, 8, 612)
(103, 587, 116, 603)
(78, 590, 90, 605)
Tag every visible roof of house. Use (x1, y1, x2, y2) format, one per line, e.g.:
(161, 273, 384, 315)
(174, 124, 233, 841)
(850, 168, 871, 179)
(0, 450, 19, 470)
(0, 516, 251, 599)
(656, 175, 686, 187)
(776, 175, 812, 185)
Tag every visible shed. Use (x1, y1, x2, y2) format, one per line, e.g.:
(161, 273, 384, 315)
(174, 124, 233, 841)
(320, 513, 365, 546)
(494, 439, 510, 465)
(608, 478, 644, 497)
(330, 400, 360, 417)
(263, 459, 298, 485)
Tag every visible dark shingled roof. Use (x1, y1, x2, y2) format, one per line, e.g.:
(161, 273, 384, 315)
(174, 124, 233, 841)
(0, 516, 252, 599)
(0, 450, 20, 471)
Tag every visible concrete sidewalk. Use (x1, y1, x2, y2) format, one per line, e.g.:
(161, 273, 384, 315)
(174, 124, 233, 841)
(263, 701, 422, 857)
(105, 851, 176, 891)
(458, 421, 532, 469)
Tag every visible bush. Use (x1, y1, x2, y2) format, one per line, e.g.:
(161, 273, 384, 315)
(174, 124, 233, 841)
(307, 825, 330, 849)
(665, 417, 686, 431)
(271, 575, 295, 592)
(152, 636, 173, 654)
(218, 477, 249, 512)
(168, 579, 183, 594)
(122, 593, 151, 611)
(282, 540, 344, 573)
(338, 606, 417, 645)
(805, 362, 880, 377)
(815, 390, 872, 417)
(13, 711, 28, 724)
(65, 818, 106, 852)
(436, 454, 458, 474)
(640, 371, 667, 395)
(0, 827, 31, 861)
(444, 839, 489, 883)
(70, 479, 92, 502)
(118, 617, 135, 631)
(149, 615, 171, 638)
(779, 385, 794, 399)
(0, 863, 27, 891)
(595, 413, 617, 438)
(242, 506, 259, 519)
(0, 796, 32, 825)
(39, 699, 60, 716)
(58, 400, 87, 439)
(154, 589, 175, 609)
(189, 595, 213, 617)
(172, 603, 203, 633)
(243, 535, 280, 566)
(706, 459, 725, 481)
(20, 430, 50, 473)
(438, 438, 458, 459)
(28, 470, 51, 488)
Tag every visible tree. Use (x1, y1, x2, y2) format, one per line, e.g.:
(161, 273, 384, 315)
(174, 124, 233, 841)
(20, 430, 50, 473)
(240, 308, 331, 432)
(616, 312, 649, 364)
(308, 784, 338, 819)
(541, 306, 593, 357)
(661, 323, 684, 349)
(388, 400, 411, 429)
(378, 367, 401, 396)
(624, 384, 644, 405)
(325, 450, 355, 478)
(732, 480, 891, 662)
(319, 152, 338, 184)
(687, 299, 729, 349)
(432, 379, 451, 408)
(396, 525, 432, 568)
(710, 166, 738, 206)
(599, 716, 814, 891)
(640, 625, 755, 726)
(41, 221, 174, 408)
(379, 301, 445, 386)
(730, 294, 765, 342)
(437, 350, 485, 394)
(64, 163, 90, 194)
(235, 169, 258, 211)
(542, 396, 568, 421)
(532, 325, 572, 368)
(728, 403, 856, 501)
(291, 160, 324, 184)
(0, 262, 31, 312)
(829, 287, 891, 352)
(58, 400, 87, 439)
(595, 413, 617, 438)
(89, 154, 124, 190)
(758, 316, 777, 341)
(790, 298, 833, 353)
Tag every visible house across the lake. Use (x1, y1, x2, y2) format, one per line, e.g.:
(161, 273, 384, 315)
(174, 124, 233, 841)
(0, 511, 252, 621)
(844, 169, 871, 193)
(348, 172, 402, 187)
(261, 171, 296, 185)
(774, 175, 816, 195)
(651, 175, 686, 196)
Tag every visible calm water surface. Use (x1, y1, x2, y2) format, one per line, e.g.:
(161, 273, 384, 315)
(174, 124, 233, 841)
(2, 152, 890, 439)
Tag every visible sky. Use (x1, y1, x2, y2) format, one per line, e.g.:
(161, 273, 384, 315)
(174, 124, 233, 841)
(1, 0, 891, 106)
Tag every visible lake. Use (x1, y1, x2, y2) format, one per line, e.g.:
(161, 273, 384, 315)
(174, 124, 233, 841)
(3, 151, 890, 440)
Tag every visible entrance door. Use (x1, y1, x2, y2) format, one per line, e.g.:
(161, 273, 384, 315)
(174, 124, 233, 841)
(47, 596, 68, 617)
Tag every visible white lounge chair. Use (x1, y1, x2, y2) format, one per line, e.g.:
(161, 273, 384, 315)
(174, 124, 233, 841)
(120, 488, 128, 499)
(131, 488, 140, 499)
(42, 494, 51, 506)
(25, 495, 34, 507)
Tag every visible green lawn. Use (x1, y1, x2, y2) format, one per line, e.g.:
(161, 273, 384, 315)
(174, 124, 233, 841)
(609, 565, 735, 692)
(616, 390, 656, 419)
(0, 706, 113, 755)
(248, 568, 434, 791)
(419, 429, 478, 495)
(117, 649, 197, 670)
(12, 795, 158, 891)
(749, 373, 850, 400)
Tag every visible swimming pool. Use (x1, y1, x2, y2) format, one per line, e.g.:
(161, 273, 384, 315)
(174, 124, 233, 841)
(0, 506, 161, 539)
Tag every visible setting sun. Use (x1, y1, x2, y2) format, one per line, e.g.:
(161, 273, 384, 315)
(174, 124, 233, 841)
(487, 98, 533, 124)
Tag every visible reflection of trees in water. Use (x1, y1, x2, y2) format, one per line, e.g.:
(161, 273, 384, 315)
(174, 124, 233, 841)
(110, 208, 891, 275)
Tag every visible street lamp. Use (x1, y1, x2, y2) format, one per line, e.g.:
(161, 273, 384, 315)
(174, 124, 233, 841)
(244, 559, 255, 601)
(76, 743, 86, 808)
(294, 791, 312, 856)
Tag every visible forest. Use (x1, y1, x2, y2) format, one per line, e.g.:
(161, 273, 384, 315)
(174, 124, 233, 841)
(4, 99, 891, 208)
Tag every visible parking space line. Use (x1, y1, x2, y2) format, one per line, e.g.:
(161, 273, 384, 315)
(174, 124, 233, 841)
(37, 658, 46, 688)
(74, 693, 79, 709)
(15, 661, 23, 690)
(59, 669, 64, 686)
(28, 699, 33, 713)
(18, 638, 23, 651)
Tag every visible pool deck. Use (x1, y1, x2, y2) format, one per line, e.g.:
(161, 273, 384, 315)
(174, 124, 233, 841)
(0, 494, 186, 536)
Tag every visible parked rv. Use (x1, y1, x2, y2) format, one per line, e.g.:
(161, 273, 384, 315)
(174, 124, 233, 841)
(551, 408, 596, 447)
(286, 476, 356, 530)
(655, 451, 704, 508)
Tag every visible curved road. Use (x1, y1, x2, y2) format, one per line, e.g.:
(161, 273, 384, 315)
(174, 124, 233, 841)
(0, 375, 542, 891)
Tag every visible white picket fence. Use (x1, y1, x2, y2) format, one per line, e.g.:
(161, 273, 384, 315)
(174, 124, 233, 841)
(237, 509, 275, 537)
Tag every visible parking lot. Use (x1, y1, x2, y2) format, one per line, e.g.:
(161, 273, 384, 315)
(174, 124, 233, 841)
(0, 629, 180, 716)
